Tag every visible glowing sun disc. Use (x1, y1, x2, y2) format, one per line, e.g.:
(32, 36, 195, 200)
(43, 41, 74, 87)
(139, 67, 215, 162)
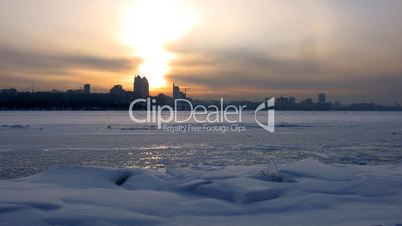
(121, 0, 197, 89)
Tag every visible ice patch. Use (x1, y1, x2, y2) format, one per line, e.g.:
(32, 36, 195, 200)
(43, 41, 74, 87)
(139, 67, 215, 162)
(1, 124, 30, 129)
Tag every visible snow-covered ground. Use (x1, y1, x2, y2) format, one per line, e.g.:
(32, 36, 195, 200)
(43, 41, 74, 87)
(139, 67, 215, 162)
(0, 159, 401, 226)
(0, 111, 401, 225)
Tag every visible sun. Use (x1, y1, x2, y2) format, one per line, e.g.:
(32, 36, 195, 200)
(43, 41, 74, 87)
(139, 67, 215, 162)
(121, 0, 197, 89)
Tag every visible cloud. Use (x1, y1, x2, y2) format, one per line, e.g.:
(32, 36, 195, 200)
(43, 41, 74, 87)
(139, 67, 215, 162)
(163, 0, 402, 103)
(1, 0, 402, 103)
(167, 47, 402, 103)
(0, 46, 141, 74)
(0, 45, 142, 90)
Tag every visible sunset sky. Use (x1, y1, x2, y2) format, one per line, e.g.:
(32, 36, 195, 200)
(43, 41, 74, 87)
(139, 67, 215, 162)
(1, 0, 402, 103)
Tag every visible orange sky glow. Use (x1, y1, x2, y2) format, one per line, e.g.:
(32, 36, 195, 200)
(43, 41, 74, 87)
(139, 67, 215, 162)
(0, 0, 402, 103)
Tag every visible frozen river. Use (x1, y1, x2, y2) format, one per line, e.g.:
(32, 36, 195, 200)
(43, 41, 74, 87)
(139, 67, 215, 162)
(0, 111, 401, 179)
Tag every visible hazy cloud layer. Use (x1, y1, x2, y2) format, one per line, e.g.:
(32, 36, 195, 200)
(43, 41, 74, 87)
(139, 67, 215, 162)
(0, 46, 139, 73)
(0, 45, 141, 91)
(167, 49, 402, 102)
(165, 0, 402, 103)
(1, 0, 402, 103)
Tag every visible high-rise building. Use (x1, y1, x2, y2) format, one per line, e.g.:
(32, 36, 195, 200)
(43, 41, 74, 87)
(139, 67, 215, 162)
(83, 84, 90, 94)
(133, 75, 149, 98)
(318, 93, 326, 104)
(173, 83, 186, 99)
(134, 76, 141, 96)
(173, 83, 180, 99)
(142, 77, 149, 98)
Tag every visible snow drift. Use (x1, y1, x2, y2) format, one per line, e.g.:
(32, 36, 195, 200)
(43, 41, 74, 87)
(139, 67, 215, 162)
(0, 159, 401, 226)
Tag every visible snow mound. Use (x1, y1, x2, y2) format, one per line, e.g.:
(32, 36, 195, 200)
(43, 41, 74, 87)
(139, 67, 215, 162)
(1, 159, 402, 226)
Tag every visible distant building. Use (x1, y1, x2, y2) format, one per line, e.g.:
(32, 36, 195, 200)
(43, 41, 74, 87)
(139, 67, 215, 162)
(83, 84, 90, 94)
(318, 93, 326, 104)
(333, 101, 341, 109)
(276, 97, 289, 109)
(156, 93, 173, 105)
(303, 98, 313, 104)
(110, 85, 125, 96)
(289, 97, 296, 105)
(173, 83, 186, 99)
(300, 98, 314, 110)
(276, 96, 296, 110)
(317, 93, 331, 110)
(133, 75, 149, 98)
(66, 89, 83, 94)
(0, 88, 17, 95)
